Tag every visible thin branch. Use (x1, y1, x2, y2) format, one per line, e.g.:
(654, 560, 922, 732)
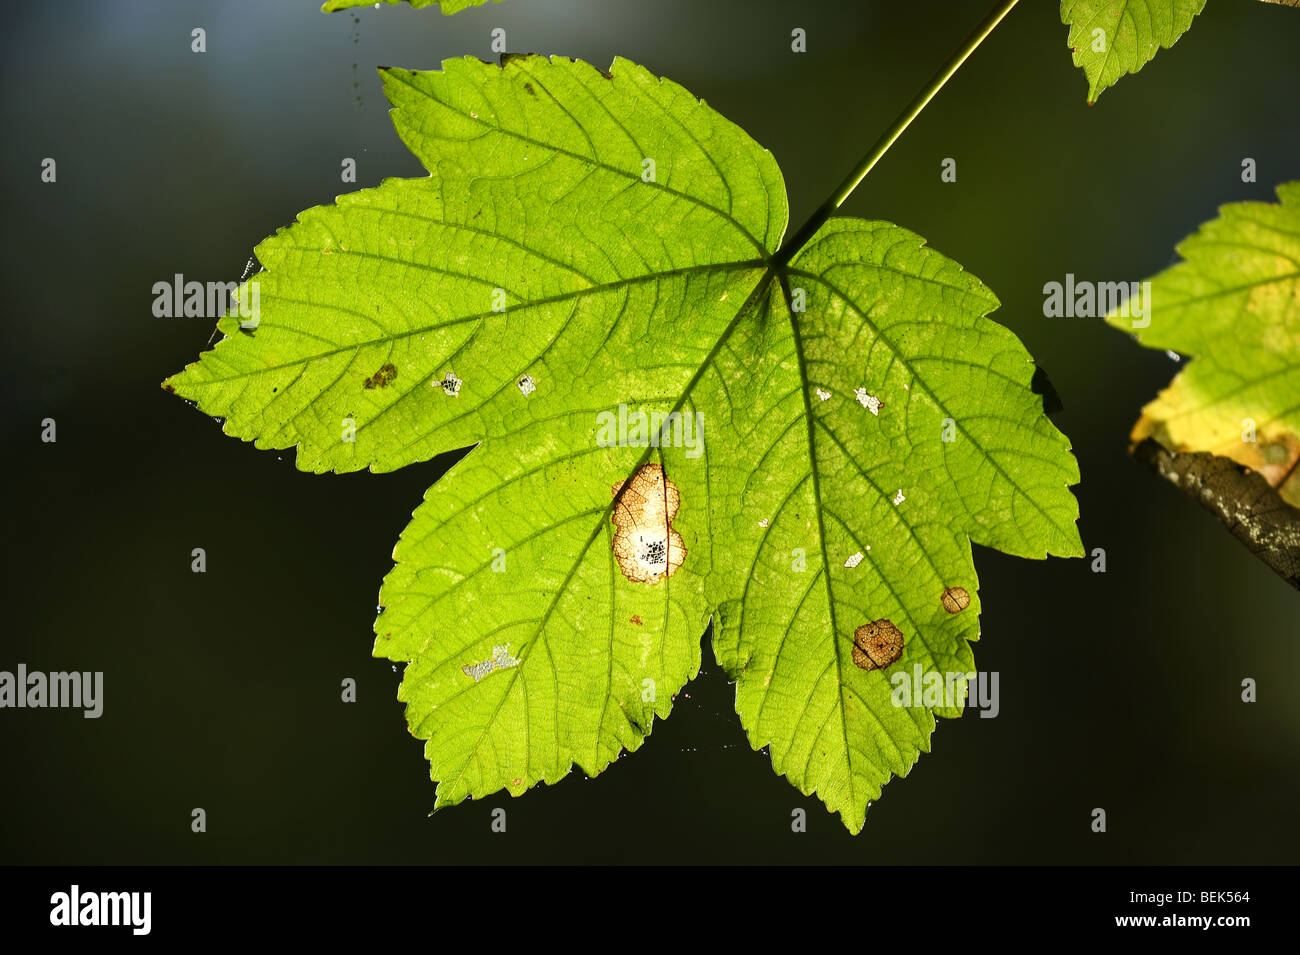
(1134, 438, 1300, 590)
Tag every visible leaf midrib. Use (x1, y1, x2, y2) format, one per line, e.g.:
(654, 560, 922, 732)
(778, 271, 858, 815)
(191, 259, 767, 386)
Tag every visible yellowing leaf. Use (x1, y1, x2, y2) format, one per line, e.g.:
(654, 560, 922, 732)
(1107, 182, 1300, 506)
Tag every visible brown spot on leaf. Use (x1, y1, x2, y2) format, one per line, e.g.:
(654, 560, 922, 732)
(362, 362, 397, 390)
(851, 620, 905, 671)
(1254, 432, 1300, 502)
(941, 586, 971, 614)
(630, 615, 643, 626)
(611, 463, 685, 584)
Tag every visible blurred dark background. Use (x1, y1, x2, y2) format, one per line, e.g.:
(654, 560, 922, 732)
(2, 0, 1297, 864)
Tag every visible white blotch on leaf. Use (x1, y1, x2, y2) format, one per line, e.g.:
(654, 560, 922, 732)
(815, 388, 831, 401)
(892, 489, 905, 506)
(854, 388, 881, 415)
(844, 551, 864, 569)
(518, 374, 537, 396)
(461, 644, 520, 682)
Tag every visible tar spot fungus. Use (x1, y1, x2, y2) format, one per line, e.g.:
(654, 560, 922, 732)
(436, 372, 462, 397)
(941, 586, 971, 614)
(851, 619, 905, 671)
(610, 463, 685, 584)
(363, 362, 397, 389)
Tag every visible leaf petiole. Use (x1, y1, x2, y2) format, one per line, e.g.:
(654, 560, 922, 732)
(775, 0, 1021, 266)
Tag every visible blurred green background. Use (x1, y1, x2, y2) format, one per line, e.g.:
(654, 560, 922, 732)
(2, 0, 1298, 864)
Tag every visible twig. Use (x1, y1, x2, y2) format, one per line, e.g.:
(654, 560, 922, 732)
(1133, 437, 1300, 589)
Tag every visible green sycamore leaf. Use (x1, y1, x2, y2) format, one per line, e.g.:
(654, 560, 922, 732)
(322, 0, 501, 13)
(1106, 182, 1300, 508)
(165, 55, 1082, 832)
(1061, 0, 1206, 103)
